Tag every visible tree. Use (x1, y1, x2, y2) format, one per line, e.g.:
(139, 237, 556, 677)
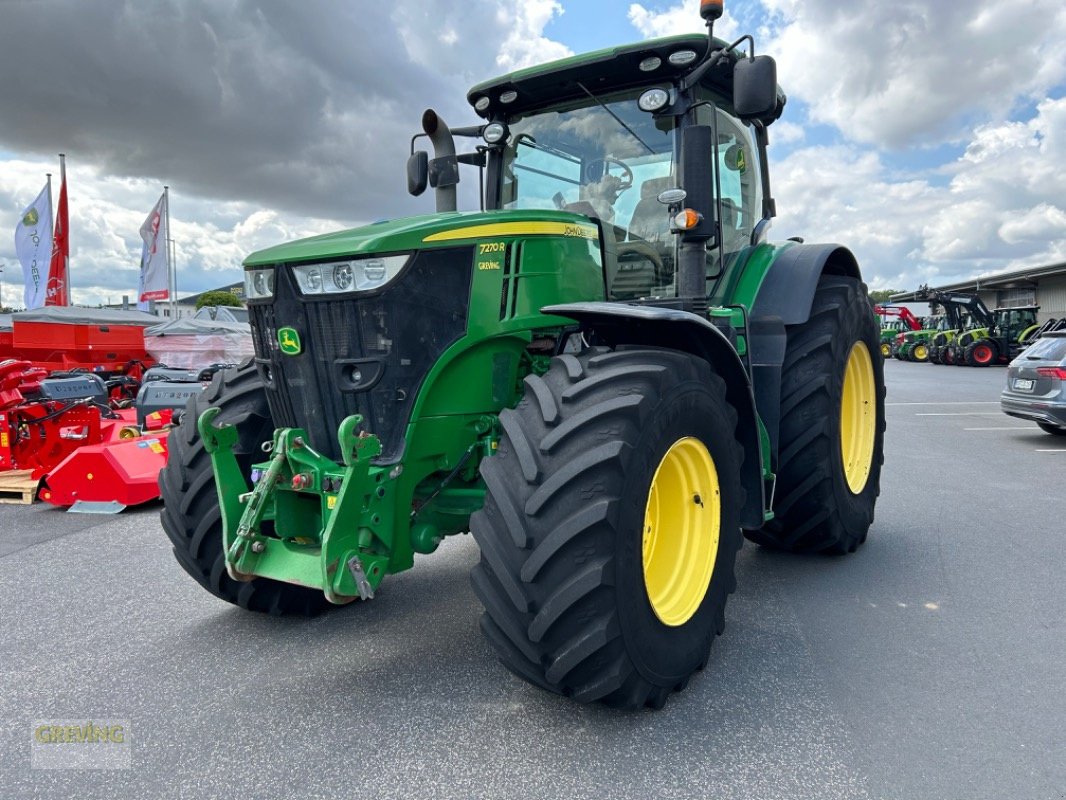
(869, 289, 900, 304)
(195, 289, 243, 310)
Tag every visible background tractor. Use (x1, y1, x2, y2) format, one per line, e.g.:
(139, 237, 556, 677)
(923, 288, 1042, 366)
(961, 306, 1040, 366)
(875, 305, 920, 358)
(895, 316, 944, 362)
(160, 0, 886, 710)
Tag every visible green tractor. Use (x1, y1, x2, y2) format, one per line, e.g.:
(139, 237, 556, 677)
(961, 306, 1041, 366)
(160, 1, 886, 710)
(931, 290, 1041, 366)
(896, 316, 942, 362)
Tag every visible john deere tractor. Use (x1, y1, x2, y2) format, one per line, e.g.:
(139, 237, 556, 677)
(896, 316, 943, 362)
(160, 0, 885, 710)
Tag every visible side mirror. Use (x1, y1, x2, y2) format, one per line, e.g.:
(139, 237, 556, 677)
(407, 150, 429, 196)
(733, 55, 779, 122)
(679, 125, 716, 243)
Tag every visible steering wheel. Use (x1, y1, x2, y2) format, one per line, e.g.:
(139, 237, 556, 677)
(615, 240, 665, 273)
(586, 157, 634, 192)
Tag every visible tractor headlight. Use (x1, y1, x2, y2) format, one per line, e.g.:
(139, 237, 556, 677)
(292, 255, 409, 295)
(244, 268, 275, 299)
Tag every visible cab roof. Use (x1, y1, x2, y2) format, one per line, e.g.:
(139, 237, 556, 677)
(467, 33, 740, 118)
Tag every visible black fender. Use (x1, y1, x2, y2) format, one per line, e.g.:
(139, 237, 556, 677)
(747, 243, 863, 466)
(542, 301, 765, 530)
(751, 243, 862, 325)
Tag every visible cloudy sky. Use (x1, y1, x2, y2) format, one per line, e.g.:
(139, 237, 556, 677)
(1, 0, 1064, 308)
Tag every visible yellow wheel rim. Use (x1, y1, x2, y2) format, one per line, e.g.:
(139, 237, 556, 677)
(880, 342, 891, 358)
(642, 437, 720, 627)
(840, 341, 877, 494)
(914, 344, 928, 361)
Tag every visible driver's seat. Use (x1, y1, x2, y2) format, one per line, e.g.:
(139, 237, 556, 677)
(608, 177, 674, 300)
(626, 176, 674, 246)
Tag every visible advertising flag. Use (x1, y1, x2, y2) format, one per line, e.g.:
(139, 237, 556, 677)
(138, 192, 169, 306)
(13, 181, 53, 309)
(45, 167, 70, 306)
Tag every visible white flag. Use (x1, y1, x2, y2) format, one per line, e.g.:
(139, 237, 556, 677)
(14, 182, 53, 309)
(138, 192, 168, 309)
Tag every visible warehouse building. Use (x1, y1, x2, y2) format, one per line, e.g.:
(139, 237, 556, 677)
(892, 261, 1066, 322)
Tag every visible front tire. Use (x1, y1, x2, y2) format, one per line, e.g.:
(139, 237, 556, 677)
(746, 275, 886, 554)
(159, 362, 331, 616)
(471, 348, 745, 710)
(965, 340, 996, 367)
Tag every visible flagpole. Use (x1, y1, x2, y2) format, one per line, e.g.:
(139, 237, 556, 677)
(164, 185, 174, 317)
(58, 154, 69, 305)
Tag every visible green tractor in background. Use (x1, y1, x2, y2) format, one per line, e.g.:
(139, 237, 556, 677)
(874, 304, 921, 358)
(896, 316, 943, 362)
(960, 306, 1041, 366)
(932, 291, 1042, 367)
(160, 0, 886, 710)
(913, 287, 987, 365)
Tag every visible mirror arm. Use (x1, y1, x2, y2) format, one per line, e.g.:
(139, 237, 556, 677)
(751, 120, 776, 219)
(681, 35, 754, 92)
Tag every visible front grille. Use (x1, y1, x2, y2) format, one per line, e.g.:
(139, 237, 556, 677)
(249, 246, 473, 463)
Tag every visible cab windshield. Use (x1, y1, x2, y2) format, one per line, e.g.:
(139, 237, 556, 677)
(500, 89, 679, 299)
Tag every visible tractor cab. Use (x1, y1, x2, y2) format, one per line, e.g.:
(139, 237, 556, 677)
(410, 28, 784, 310)
(993, 306, 1039, 340)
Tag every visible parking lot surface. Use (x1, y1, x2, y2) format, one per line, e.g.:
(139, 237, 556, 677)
(1, 360, 1062, 799)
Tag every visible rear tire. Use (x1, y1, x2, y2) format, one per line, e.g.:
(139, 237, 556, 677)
(159, 362, 331, 616)
(1037, 422, 1066, 436)
(746, 275, 885, 554)
(471, 348, 745, 710)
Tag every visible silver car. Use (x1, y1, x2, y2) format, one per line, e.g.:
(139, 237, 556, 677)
(1001, 331, 1066, 435)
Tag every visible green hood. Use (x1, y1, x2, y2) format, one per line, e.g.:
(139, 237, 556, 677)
(243, 209, 600, 267)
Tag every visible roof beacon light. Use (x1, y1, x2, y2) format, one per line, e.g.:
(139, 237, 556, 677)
(700, 0, 723, 21)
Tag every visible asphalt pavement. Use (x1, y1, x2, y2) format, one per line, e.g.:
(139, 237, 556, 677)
(1, 359, 1062, 799)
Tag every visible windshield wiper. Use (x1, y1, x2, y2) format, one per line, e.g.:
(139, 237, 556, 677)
(576, 81, 654, 155)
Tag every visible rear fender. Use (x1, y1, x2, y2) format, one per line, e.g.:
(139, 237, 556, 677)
(542, 301, 765, 529)
(748, 243, 863, 461)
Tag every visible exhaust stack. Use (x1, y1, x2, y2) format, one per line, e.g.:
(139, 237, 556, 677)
(422, 109, 460, 213)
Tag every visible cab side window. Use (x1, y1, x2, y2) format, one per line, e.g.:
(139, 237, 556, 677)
(713, 109, 761, 268)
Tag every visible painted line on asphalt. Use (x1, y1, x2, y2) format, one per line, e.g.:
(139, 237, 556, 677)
(1035, 449, 1066, 453)
(887, 401, 999, 406)
(915, 412, 1002, 416)
(963, 427, 1035, 431)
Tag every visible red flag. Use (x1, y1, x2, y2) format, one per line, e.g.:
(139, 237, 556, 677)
(46, 169, 69, 306)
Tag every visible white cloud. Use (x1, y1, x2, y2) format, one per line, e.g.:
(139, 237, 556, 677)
(761, 0, 1066, 148)
(772, 98, 1066, 288)
(628, 0, 740, 41)
(494, 0, 572, 71)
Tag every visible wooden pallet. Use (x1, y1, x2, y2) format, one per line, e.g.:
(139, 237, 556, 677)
(0, 470, 38, 504)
